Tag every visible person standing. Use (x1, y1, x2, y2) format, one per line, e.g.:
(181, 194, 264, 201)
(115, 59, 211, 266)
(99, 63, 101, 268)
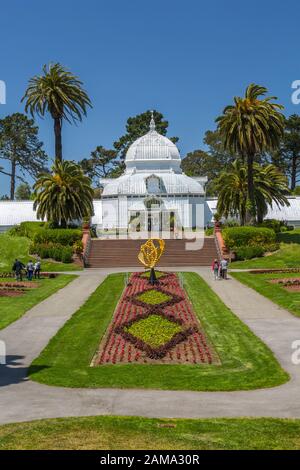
(26, 260, 34, 281)
(220, 258, 229, 280)
(12, 259, 25, 281)
(211, 259, 220, 280)
(34, 260, 41, 279)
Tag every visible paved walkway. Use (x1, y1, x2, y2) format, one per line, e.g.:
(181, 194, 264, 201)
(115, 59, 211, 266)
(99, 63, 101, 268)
(0, 267, 300, 424)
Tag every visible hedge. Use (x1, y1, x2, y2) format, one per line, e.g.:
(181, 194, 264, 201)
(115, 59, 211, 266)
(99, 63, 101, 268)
(33, 229, 82, 246)
(223, 226, 276, 249)
(277, 230, 300, 244)
(30, 243, 73, 263)
(234, 245, 265, 260)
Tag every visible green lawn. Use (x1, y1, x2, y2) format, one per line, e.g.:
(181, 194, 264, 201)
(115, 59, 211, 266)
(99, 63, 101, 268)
(1, 416, 300, 450)
(0, 275, 76, 330)
(0, 233, 82, 272)
(231, 243, 300, 269)
(231, 271, 300, 318)
(29, 272, 288, 391)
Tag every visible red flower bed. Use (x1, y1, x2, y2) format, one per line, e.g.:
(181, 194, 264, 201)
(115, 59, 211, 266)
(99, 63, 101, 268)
(94, 272, 216, 365)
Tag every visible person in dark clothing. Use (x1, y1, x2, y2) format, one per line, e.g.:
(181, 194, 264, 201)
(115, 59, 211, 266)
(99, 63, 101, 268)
(26, 260, 34, 281)
(34, 260, 41, 279)
(12, 259, 25, 281)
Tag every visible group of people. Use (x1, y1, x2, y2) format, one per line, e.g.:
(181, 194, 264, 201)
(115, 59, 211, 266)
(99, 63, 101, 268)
(12, 259, 41, 281)
(211, 258, 229, 280)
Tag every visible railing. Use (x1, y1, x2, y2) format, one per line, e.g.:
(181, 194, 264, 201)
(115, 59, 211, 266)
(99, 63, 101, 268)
(214, 223, 226, 261)
(82, 230, 92, 268)
(214, 232, 222, 261)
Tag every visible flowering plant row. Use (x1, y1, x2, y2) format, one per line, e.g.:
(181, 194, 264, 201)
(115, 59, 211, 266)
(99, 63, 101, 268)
(94, 272, 215, 365)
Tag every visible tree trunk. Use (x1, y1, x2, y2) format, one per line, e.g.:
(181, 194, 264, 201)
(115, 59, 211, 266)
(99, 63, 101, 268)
(246, 153, 255, 224)
(10, 159, 16, 200)
(54, 117, 62, 162)
(291, 153, 297, 191)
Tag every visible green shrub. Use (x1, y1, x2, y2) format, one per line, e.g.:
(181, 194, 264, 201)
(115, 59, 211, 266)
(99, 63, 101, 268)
(234, 245, 265, 260)
(257, 219, 284, 233)
(61, 247, 73, 263)
(263, 242, 280, 253)
(73, 240, 83, 255)
(33, 228, 82, 246)
(277, 230, 300, 244)
(30, 242, 73, 263)
(205, 227, 214, 236)
(9, 221, 45, 238)
(223, 226, 276, 249)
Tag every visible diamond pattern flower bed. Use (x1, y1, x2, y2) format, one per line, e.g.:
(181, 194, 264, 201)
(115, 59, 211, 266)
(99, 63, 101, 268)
(94, 272, 216, 365)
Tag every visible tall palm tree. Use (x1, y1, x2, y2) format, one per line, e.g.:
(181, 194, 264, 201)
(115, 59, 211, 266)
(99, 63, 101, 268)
(216, 84, 285, 220)
(216, 160, 290, 225)
(22, 63, 91, 162)
(34, 160, 94, 227)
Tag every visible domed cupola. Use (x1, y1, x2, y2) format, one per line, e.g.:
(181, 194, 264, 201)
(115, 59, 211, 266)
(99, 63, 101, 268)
(125, 112, 182, 173)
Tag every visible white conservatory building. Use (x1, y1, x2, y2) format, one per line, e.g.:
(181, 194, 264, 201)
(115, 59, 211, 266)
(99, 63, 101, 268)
(100, 114, 208, 235)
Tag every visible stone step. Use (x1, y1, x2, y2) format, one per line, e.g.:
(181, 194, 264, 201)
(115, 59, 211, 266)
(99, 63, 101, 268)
(86, 237, 218, 267)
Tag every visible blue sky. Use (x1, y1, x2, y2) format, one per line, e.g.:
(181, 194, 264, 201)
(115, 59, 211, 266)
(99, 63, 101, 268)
(0, 0, 300, 195)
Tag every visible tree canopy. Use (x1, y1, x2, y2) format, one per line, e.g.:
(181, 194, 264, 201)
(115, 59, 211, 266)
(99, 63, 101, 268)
(22, 63, 91, 161)
(79, 146, 121, 186)
(34, 160, 94, 227)
(216, 160, 290, 225)
(0, 113, 47, 199)
(278, 114, 300, 190)
(181, 130, 235, 196)
(15, 183, 32, 200)
(216, 83, 285, 219)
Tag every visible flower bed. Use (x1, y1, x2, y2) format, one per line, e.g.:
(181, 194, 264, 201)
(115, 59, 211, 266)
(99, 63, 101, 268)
(269, 277, 300, 291)
(249, 268, 300, 274)
(0, 272, 58, 279)
(93, 272, 216, 365)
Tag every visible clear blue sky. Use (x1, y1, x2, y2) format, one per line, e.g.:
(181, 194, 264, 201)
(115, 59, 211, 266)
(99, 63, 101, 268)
(0, 0, 299, 195)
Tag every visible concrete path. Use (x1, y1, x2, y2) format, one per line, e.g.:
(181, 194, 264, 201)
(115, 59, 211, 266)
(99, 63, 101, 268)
(0, 267, 300, 424)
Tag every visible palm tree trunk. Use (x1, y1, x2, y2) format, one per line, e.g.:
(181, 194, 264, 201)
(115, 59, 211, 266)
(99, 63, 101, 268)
(54, 117, 63, 162)
(10, 158, 16, 200)
(246, 153, 255, 223)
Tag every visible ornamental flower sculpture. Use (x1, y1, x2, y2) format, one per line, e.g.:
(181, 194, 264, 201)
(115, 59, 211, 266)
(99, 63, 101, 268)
(138, 238, 165, 285)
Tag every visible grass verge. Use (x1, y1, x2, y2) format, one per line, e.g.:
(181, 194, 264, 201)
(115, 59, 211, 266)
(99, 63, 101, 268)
(231, 271, 300, 318)
(231, 243, 300, 269)
(28, 272, 288, 391)
(1, 416, 300, 450)
(0, 234, 82, 273)
(0, 275, 76, 330)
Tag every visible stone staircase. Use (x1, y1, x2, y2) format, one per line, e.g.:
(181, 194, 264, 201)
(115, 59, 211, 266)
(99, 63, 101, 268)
(86, 237, 218, 267)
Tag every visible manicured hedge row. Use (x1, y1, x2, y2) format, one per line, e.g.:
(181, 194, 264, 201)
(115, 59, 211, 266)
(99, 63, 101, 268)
(33, 229, 82, 246)
(277, 230, 300, 244)
(29, 243, 73, 263)
(223, 226, 276, 249)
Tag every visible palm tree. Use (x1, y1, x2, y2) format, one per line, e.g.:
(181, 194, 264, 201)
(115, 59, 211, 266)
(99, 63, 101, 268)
(216, 84, 285, 220)
(216, 160, 290, 225)
(254, 164, 290, 223)
(216, 160, 248, 225)
(34, 160, 94, 227)
(22, 63, 91, 162)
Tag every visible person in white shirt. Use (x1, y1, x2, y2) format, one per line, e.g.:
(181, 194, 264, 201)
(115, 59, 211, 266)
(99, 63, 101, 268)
(220, 258, 228, 280)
